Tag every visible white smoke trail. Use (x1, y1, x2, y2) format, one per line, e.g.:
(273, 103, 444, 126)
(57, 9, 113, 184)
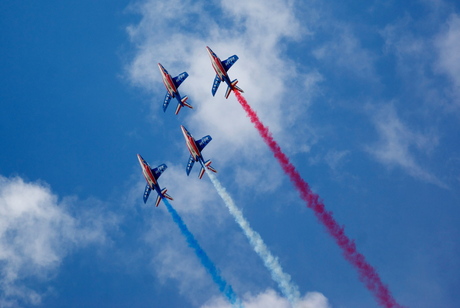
(206, 172, 301, 307)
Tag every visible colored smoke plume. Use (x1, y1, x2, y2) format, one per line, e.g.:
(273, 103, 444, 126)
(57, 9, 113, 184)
(206, 171, 301, 307)
(234, 91, 402, 308)
(162, 198, 242, 307)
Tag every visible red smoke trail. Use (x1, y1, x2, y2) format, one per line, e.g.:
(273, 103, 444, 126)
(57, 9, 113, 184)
(234, 91, 402, 308)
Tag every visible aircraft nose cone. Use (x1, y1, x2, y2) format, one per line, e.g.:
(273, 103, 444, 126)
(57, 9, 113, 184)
(180, 125, 189, 139)
(137, 154, 145, 168)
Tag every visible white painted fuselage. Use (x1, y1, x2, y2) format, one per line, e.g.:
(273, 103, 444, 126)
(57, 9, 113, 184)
(181, 125, 201, 162)
(137, 154, 157, 189)
(158, 63, 178, 97)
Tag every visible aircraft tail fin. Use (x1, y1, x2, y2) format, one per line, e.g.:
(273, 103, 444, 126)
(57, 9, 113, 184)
(175, 96, 193, 115)
(162, 187, 173, 201)
(175, 103, 182, 115)
(199, 166, 206, 179)
(155, 194, 161, 207)
(155, 188, 173, 207)
(181, 96, 193, 109)
(205, 160, 217, 173)
(199, 160, 217, 179)
(225, 79, 244, 99)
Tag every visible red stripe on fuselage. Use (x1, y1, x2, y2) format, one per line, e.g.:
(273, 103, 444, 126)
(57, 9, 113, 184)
(161, 72, 177, 96)
(142, 163, 157, 188)
(181, 126, 201, 161)
(207, 48, 226, 81)
(211, 57, 226, 80)
(185, 136, 200, 161)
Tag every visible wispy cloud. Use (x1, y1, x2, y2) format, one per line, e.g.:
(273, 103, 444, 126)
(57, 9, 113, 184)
(123, 0, 330, 305)
(312, 26, 376, 81)
(139, 164, 248, 306)
(324, 150, 350, 171)
(365, 104, 445, 187)
(125, 0, 317, 164)
(0, 175, 117, 306)
(380, 7, 460, 112)
(435, 13, 460, 106)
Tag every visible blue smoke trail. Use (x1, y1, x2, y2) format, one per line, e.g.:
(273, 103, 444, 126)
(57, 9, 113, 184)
(206, 172, 301, 307)
(162, 198, 242, 307)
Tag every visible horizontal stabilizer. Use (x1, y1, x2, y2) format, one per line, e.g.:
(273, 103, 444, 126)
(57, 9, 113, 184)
(233, 83, 243, 94)
(198, 166, 206, 179)
(175, 103, 182, 115)
(204, 160, 217, 173)
(225, 86, 232, 99)
(161, 187, 173, 201)
(199, 160, 216, 179)
(175, 96, 193, 115)
(225, 79, 243, 99)
(155, 194, 162, 207)
(226, 79, 244, 99)
(181, 96, 193, 109)
(155, 187, 173, 207)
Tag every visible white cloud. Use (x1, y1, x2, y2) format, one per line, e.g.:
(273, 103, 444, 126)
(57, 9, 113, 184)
(134, 155, 328, 307)
(435, 13, 460, 105)
(201, 289, 330, 308)
(125, 0, 317, 169)
(125, 0, 329, 306)
(138, 163, 245, 305)
(365, 104, 445, 187)
(312, 25, 376, 81)
(380, 9, 460, 111)
(324, 150, 349, 171)
(145, 225, 212, 305)
(381, 16, 426, 60)
(0, 176, 115, 306)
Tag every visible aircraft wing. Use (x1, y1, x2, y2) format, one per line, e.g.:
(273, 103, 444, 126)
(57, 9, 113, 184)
(222, 55, 239, 71)
(172, 72, 189, 88)
(186, 155, 195, 176)
(152, 164, 168, 180)
(196, 135, 212, 152)
(163, 92, 172, 112)
(143, 184, 152, 203)
(211, 74, 221, 96)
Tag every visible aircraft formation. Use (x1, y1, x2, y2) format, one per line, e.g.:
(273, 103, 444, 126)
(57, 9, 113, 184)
(137, 46, 402, 308)
(138, 46, 237, 204)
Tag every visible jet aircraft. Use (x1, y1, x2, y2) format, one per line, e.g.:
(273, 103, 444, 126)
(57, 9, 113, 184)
(158, 63, 193, 114)
(206, 46, 244, 99)
(137, 154, 173, 206)
(180, 125, 217, 179)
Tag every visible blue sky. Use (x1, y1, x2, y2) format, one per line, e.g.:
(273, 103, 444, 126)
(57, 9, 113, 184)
(1, 0, 460, 307)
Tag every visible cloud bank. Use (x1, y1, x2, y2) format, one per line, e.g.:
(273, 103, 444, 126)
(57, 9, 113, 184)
(0, 176, 115, 306)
